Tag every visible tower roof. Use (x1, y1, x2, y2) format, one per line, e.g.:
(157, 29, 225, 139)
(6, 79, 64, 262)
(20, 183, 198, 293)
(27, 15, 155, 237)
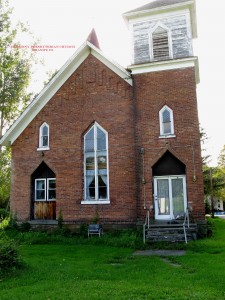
(86, 28, 100, 49)
(125, 0, 190, 14)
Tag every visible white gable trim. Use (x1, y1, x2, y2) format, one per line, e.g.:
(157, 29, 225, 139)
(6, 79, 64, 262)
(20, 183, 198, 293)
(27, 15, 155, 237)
(0, 42, 132, 146)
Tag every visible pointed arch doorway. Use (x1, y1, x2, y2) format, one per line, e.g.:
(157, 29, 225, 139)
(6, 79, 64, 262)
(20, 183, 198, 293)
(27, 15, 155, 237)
(152, 151, 187, 221)
(31, 162, 56, 220)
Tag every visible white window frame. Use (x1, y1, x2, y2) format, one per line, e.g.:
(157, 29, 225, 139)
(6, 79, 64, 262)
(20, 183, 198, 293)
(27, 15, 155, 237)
(149, 21, 173, 62)
(159, 105, 175, 138)
(35, 179, 46, 201)
(82, 122, 110, 205)
(37, 122, 50, 151)
(47, 178, 56, 201)
(35, 178, 56, 201)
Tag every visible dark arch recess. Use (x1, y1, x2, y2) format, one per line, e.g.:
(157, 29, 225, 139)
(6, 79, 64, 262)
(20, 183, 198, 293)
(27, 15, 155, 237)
(152, 151, 186, 176)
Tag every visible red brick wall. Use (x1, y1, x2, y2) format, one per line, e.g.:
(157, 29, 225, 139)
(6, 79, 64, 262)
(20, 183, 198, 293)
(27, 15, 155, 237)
(10, 55, 205, 225)
(133, 67, 205, 221)
(11, 54, 137, 225)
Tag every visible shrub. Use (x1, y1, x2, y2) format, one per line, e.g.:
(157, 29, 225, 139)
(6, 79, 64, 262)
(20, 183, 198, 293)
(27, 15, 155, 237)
(0, 233, 22, 271)
(0, 214, 18, 230)
(58, 210, 63, 229)
(19, 222, 31, 232)
(80, 223, 88, 237)
(0, 208, 9, 221)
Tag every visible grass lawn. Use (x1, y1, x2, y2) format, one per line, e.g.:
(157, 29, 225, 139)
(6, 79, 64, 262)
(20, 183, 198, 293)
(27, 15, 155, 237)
(1, 219, 225, 299)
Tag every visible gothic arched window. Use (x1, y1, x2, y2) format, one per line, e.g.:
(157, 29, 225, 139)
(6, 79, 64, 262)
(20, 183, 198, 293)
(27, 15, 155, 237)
(83, 122, 109, 202)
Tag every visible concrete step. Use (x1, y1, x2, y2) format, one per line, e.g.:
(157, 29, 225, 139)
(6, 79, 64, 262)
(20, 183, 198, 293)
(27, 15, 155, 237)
(145, 224, 197, 242)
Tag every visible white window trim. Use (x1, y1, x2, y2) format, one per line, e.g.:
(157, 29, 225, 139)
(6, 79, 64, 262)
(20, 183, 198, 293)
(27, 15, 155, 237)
(37, 147, 50, 151)
(81, 200, 110, 205)
(149, 21, 173, 62)
(159, 105, 175, 137)
(35, 179, 46, 201)
(83, 122, 110, 203)
(38, 122, 50, 151)
(47, 178, 56, 201)
(35, 178, 56, 201)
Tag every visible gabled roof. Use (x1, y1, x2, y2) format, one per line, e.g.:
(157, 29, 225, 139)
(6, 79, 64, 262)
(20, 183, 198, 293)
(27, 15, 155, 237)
(0, 39, 132, 146)
(123, 0, 197, 38)
(125, 0, 189, 14)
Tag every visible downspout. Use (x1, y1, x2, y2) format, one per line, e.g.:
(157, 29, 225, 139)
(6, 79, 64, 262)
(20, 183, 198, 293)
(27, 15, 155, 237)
(130, 73, 142, 220)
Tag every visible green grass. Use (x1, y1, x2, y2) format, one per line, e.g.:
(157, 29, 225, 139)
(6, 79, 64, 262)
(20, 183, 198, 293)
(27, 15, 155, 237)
(1, 219, 225, 299)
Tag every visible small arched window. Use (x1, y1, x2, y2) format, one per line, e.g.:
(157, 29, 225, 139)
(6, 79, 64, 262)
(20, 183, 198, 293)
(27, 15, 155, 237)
(150, 22, 173, 61)
(159, 106, 175, 137)
(39, 122, 49, 149)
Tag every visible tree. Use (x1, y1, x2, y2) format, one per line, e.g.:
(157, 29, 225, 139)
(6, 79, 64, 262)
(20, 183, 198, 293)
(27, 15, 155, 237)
(0, 0, 36, 207)
(218, 145, 225, 168)
(200, 126, 211, 166)
(0, 0, 34, 140)
(0, 146, 10, 208)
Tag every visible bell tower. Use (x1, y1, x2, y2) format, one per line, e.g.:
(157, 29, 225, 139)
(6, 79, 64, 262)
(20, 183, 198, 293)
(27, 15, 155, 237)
(123, 0, 205, 222)
(123, 0, 197, 66)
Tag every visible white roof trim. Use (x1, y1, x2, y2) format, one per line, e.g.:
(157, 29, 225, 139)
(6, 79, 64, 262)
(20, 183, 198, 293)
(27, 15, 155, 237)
(128, 56, 200, 84)
(0, 42, 132, 146)
(123, 0, 197, 38)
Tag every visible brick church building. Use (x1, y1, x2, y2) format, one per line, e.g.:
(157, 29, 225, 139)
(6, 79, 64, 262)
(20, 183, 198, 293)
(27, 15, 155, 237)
(0, 0, 205, 229)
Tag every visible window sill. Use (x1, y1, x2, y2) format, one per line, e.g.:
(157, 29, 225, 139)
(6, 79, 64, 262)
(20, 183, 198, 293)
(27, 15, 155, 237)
(35, 199, 56, 202)
(81, 200, 110, 205)
(159, 134, 176, 139)
(37, 147, 50, 151)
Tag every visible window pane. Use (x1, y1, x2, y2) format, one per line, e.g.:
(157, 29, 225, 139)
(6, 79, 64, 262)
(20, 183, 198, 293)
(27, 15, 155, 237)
(172, 178, 184, 217)
(85, 139, 94, 152)
(42, 125, 48, 136)
(86, 188, 95, 199)
(99, 187, 107, 199)
(42, 136, 48, 147)
(86, 176, 95, 199)
(98, 175, 107, 199)
(98, 155, 107, 169)
(36, 180, 45, 190)
(163, 109, 171, 122)
(97, 127, 106, 150)
(163, 122, 171, 134)
(85, 127, 94, 152)
(48, 190, 56, 200)
(48, 179, 56, 189)
(157, 179, 170, 215)
(86, 156, 95, 170)
(36, 190, 45, 200)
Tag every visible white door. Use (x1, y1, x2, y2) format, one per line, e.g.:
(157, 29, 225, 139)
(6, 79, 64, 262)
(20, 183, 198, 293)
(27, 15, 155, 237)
(154, 176, 187, 220)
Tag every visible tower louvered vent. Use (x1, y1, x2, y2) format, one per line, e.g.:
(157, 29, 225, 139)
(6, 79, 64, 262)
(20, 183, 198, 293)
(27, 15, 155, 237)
(152, 26, 170, 60)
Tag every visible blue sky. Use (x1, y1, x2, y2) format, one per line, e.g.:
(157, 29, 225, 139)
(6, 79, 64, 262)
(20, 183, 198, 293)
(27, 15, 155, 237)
(9, 0, 225, 166)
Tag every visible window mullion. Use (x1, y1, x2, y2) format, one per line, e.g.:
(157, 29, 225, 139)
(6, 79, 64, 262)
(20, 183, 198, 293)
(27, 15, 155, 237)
(46, 178, 48, 201)
(94, 125, 98, 200)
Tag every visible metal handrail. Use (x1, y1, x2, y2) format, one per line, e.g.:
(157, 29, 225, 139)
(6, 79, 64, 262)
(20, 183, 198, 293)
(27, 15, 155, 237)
(143, 209, 150, 244)
(183, 208, 190, 244)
